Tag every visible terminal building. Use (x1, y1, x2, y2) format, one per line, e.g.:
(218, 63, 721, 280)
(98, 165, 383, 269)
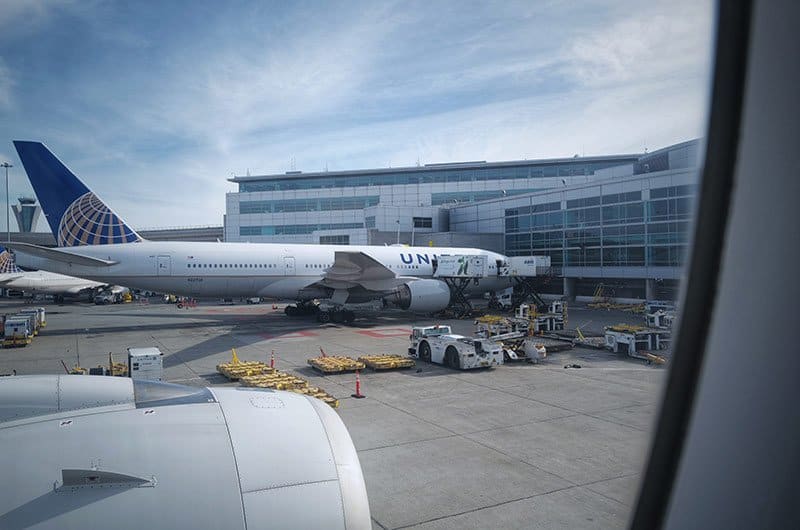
(449, 140, 700, 301)
(226, 139, 700, 301)
(225, 154, 640, 247)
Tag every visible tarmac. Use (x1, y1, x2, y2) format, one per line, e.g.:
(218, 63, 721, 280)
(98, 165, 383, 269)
(0, 298, 666, 530)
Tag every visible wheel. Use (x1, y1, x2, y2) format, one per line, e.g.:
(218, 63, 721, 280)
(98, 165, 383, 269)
(445, 346, 460, 369)
(317, 311, 331, 323)
(418, 341, 431, 362)
(285, 305, 297, 316)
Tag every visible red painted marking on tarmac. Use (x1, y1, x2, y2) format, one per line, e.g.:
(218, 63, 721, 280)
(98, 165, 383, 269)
(356, 328, 412, 338)
(259, 330, 318, 340)
(203, 307, 272, 315)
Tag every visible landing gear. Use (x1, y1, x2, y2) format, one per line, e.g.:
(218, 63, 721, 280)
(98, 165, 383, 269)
(54, 295, 64, 304)
(316, 309, 355, 324)
(285, 301, 355, 324)
(284, 302, 319, 317)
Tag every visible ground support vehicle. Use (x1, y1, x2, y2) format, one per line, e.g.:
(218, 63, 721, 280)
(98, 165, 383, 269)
(307, 356, 365, 373)
(358, 354, 416, 370)
(645, 310, 676, 329)
(604, 324, 670, 363)
(410, 325, 503, 369)
(3, 317, 32, 347)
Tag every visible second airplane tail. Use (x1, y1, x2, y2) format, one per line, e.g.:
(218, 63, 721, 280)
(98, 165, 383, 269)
(0, 245, 22, 274)
(12, 141, 142, 247)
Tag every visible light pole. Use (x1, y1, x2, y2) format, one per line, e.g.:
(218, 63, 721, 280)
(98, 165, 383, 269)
(0, 162, 12, 242)
(396, 218, 400, 245)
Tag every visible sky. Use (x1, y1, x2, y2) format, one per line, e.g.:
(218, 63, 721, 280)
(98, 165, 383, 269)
(0, 0, 714, 232)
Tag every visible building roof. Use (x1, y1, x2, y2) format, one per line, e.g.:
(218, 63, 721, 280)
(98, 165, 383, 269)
(228, 153, 642, 183)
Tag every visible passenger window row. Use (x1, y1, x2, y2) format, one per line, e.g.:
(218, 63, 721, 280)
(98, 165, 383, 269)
(187, 263, 277, 269)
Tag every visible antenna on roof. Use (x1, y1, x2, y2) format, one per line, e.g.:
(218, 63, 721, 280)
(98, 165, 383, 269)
(290, 156, 296, 171)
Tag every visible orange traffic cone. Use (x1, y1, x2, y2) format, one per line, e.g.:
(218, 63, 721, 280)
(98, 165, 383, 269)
(351, 370, 365, 399)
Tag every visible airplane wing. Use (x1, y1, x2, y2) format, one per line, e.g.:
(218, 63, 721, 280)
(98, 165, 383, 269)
(319, 251, 416, 292)
(3, 242, 118, 267)
(64, 284, 101, 295)
(0, 273, 25, 285)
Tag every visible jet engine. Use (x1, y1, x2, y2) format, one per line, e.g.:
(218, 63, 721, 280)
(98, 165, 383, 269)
(0, 376, 371, 529)
(389, 279, 451, 313)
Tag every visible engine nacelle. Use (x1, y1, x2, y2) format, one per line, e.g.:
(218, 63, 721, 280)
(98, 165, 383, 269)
(389, 279, 451, 313)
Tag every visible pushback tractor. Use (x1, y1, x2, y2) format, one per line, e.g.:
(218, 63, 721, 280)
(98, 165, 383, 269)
(409, 325, 503, 369)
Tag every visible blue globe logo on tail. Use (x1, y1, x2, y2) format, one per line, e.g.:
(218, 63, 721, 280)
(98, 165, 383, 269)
(57, 192, 142, 246)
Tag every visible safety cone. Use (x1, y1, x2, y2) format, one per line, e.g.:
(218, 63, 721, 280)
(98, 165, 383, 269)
(270, 350, 275, 369)
(351, 370, 366, 399)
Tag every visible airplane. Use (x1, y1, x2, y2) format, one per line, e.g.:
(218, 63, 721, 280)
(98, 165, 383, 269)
(7, 141, 514, 322)
(0, 245, 124, 303)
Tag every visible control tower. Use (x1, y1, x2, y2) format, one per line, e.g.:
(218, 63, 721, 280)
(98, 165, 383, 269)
(12, 196, 41, 233)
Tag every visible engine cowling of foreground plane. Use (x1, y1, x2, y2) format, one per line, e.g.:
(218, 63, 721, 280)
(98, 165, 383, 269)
(0, 376, 371, 529)
(390, 279, 451, 313)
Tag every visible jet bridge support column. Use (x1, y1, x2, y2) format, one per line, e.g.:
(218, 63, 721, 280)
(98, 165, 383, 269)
(563, 277, 576, 302)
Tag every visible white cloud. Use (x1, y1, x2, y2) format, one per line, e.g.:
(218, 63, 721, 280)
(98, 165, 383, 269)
(0, 58, 14, 109)
(566, 1, 713, 87)
(0, 0, 716, 230)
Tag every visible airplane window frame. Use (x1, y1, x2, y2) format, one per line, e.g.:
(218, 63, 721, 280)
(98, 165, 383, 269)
(630, 2, 754, 528)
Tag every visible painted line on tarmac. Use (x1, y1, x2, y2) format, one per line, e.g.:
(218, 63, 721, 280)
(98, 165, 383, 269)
(355, 327, 411, 338)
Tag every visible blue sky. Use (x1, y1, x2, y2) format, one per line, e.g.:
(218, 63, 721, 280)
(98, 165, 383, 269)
(0, 0, 713, 231)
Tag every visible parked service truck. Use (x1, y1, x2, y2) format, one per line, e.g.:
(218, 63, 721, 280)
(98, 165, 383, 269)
(127, 347, 164, 381)
(17, 308, 45, 334)
(3, 317, 32, 347)
(410, 325, 503, 369)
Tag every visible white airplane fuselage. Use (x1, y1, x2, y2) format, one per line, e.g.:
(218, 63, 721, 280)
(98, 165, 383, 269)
(0, 269, 105, 296)
(14, 241, 512, 300)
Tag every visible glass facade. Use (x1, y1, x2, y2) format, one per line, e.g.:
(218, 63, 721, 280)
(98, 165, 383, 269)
(503, 185, 697, 268)
(431, 189, 544, 205)
(236, 160, 635, 192)
(319, 235, 350, 245)
(239, 196, 380, 214)
(240, 222, 364, 236)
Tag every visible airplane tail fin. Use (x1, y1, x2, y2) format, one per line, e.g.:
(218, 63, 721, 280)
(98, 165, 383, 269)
(0, 245, 22, 274)
(12, 141, 142, 247)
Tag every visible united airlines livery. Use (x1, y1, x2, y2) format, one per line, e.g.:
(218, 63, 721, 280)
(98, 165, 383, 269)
(10, 141, 512, 320)
(0, 245, 111, 301)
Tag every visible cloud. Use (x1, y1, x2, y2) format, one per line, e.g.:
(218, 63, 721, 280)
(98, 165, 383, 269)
(0, 59, 14, 109)
(566, 1, 713, 87)
(0, 0, 715, 231)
